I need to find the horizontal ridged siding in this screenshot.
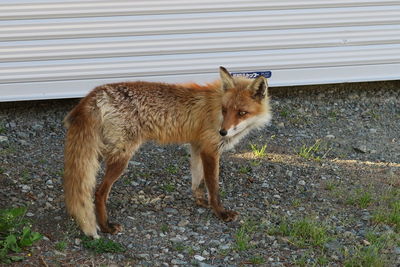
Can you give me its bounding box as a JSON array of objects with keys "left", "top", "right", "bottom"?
[{"left": 1, "top": 1, "right": 399, "bottom": 101}]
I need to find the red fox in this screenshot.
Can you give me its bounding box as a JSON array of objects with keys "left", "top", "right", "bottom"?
[{"left": 63, "top": 67, "right": 272, "bottom": 238}]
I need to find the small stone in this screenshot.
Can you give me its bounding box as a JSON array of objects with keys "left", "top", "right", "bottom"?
[
  {"left": 138, "top": 254, "right": 150, "bottom": 260},
  {"left": 277, "top": 122, "right": 285, "bottom": 128},
  {"left": 326, "top": 134, "right": 335, "bottom": 139},
  {"left": 202, "top": 250, "right": 210, "bottom": 256},
  {"left": 32, "top": 124, "right": 43, "bottom": 131},
  {"left": 164, "top": 208, "right": 178, "bottom": 214},
  {"left": 21, "top": 185, "right": 31, "bottom": 191},
  {"left": 298, "top": 180, "right": 306, "bottom": 186},
  {"left": 194, "top": 255, "right": 206, "bottom": 261},
  {"left": 171, "top": 259, "right": 186, "bottom": 265},
  {"left": 394, "top": 247, "right": 400, "bottom": 255},
  {"left": 46, "top": 180, "right": 53, "bottom": 185},
  {"left": 353, "top": 145, "right": 367, "bottom": 153},
  {"left": 178, "top": 219, "right": 189, "bottom": 227},
  {"left": 273, "top": 194, "right": 281, "bottom": 199},
  {"left": 219, "top": 244, "right": 231, "bottom": 250},
  {"left": 26, "top": 212, "right": 34, "bottom": 217},
  {"left": 74, "top": 238, "right": 81, "bottom": 245},
  {"left": 369, "top": 128, "right": 377, "bottom": 133},
  {"left": 261, "top": 182, "right": 269, "bottom": 188},
  {"left": 0, "top": 136, "right": 8, "bottom": 143}
]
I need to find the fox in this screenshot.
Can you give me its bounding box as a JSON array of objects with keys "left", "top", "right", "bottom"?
[{"left": 63, "top": 67, "right": 272, "bottom": 238}]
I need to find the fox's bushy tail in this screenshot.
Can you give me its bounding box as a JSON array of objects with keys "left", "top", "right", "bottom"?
[{"left": 63, "top": 99, "right": 101, "bottom": 238}]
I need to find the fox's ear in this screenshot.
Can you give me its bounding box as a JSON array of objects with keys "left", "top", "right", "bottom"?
[
  {"left": 219, "top": 66, "right": 235, "bottom": 91},
  {"left": 248, "top": 76, "right": 268, "bottom": 101}
]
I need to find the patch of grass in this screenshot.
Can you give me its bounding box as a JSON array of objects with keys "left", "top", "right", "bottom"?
[
  {"left": 298, "top": 140, "right": 322, "bottom": 161},
  {"left": 160, "top": 224, "right": 169, "bottom": 233},
  {"left": 173, "top": 242, "right": 185, "bottom": 252},
  {"left": 81, "top": 236, "right": 125, "bottom": 254},
  {"left": 324, "top": 180, "right": 337, "bottom": 191},
  {"left": 291, "top": 199, "right": 302, "bottom": 208},
  {"left": 344, "top": 231, "right": 397, "bottom": 267},
  {"left": 346, "top": 189, "right": 374, "bottom": 209},
  {"left": 55, "top": 241, "right": 67, "bottom": 251},
  {"left": 162, "top": 183, "right": 176, "bottom": 193},
  {"left": 0, "top": 122, "right": 6, "bottom": 134},
  {"left": 0, "top": 167, "right": 4, "bottom": 174},
  {"left": 328, "top": 111, "right": 338, "bottom": 121},
  {"left": 0, "top": 207, "right": 42, "bottom": 263},
  {"left": 279, "top": 110, "right": 289, "bottom": 118},
  {"left": 234, "top": 219, "right": 259, "bottom": 251},
  {"left": 0, "top": 145, "right": 16, "bottom": 156},
  {"left": 249, "top": 255, "right": 265, "bottom": 264},
  {"left": 166, "top": 165, "right": 178, "bottom": 174},
  {"left": 20, "top": 169, "right": 30, "bottom": 182},
  {"left": 220, "top": 190, "right": 227, "bottom": 198},
  {"left": 373, "top": 189, "right": 400, "bottom": 231},
  {"left": 238, "top": 165, "right": 251, "bottom": 174},
  {"left": 268, "top": 218, "right": 331, "bottom": 249},
  {"left": 250, "top": 144, "right": 267, "bottom": 158}
]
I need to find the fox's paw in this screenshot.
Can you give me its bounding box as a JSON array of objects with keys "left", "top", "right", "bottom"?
[
  {"left": 100, "top": 222, "right": 123, "bottom": 235},
  {"left": 195, "top": 197, "right": 209, "bottom": 208},
  {"left": 218, "top": 210, "right": 239, "bottom": 222}
]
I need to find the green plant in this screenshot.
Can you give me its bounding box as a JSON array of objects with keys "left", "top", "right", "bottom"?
[
  {"left": 239, "top": 165, "right": 251, "bottom": 174},
  {"left": 343, "top": 231, "right": 397, "bottom": 267},
  {"left": 162, "top": 183, "right": 175, "bottom": 193},
  {"left": 268, "top": 218, "right": 331, "bottom": 248},
  {"left": 235, "top": 220, "right": 258, "bottom": 251},
  {"left": 0, "top": 207, "right": 42, "bottom": 263},
  {"left": 160, "top": 224, "right": 169, "bottom": 233},
  {"left": 249, "top": 255, "right": 265, "bottom": 264},
  {"left": 55, "top": 241, "right": 67, "bottom": 251},
  {"left": 346, "top": 190, "right": 374, "bottom": 209},
  {"left": 0, "top": 122, "right": 6, "bottom": 134},
  {"left": 81, "top": 236, "right": 125, "bottom": 254},
  {"left": 250, "top": 144, "right": 267, "bottom": 158},
  {"left": 166, "top": 165, "right": 178, "bottom": 174},
  {"left": 298, "top": 140, "right": 322, "bottom": 160}
]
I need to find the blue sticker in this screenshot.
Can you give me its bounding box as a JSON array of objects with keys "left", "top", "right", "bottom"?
[{"left": 230, "top": 71, "right": 272, "bottom": 79}]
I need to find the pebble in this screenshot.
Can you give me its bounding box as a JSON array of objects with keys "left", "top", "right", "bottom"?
[
  {"left": 178, "top": 219, "right": 189, "bottom": 227},
  {"left": 170, "top": 259, "right": 187, "bottom": 265},
  {"left": 326, "top": 134, "right": 335, "bottom": 139},
  {"left": 26, "top": 212, "right": 34, "bottom": 217},
  {"left": 194, "top": 255, "right": 206, "bottom": 261},
  {"left": 298, "top": 180, "right": 306, "bottom": 186},
  {"left": 0, "top": 136, "right": 8, "bottom": 143}
]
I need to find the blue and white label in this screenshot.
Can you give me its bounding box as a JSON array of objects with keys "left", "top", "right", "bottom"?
[{"left": 231, "top": 71, "right": 272, "bottom": 79}]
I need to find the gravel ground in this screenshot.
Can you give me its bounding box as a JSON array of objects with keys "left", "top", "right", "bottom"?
[{"left": 0, "top": 81, "right": 399, "bottom": 266}]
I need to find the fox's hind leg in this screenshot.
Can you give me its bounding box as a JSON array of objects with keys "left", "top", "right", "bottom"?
[
  {"left": 95, "top": 143, "right": 140, "bottom": 234},
  {"left": 190, "top": 145, "right": 209, "bottom": 207}
]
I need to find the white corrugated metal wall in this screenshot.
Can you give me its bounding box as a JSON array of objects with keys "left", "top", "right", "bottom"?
[{"left": 1, "top": 0, "right": 400, "bottom": 101}]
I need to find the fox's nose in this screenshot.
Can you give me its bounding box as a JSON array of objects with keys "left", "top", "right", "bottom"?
[{"left": 219, "top": 129, "right": 227, "bottom": 136}]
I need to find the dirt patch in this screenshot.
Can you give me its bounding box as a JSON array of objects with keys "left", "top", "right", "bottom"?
[{"left": 0, "top": 81, "right": 399, "bottom": 266}]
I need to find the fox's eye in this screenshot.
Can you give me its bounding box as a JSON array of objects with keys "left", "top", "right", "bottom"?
[
  {"left": 222, "top": 108, "right": 227, "bottom": 114},
  {"left": 238, "top": 111, "right": 248, "bottom": 116}
]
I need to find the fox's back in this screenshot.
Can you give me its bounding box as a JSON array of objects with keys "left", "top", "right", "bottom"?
[{"left": 91, "top": 81, "right": 223, "bottom": 145}]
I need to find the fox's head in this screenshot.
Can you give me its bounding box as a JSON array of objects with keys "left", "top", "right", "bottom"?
[{"left": 218, "top": 66, "right": 272, "bottom": 138}]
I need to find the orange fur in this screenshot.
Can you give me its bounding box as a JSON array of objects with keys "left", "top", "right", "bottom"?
[{"left": 63, "top": 67, "right": 272, "bottom": 237}]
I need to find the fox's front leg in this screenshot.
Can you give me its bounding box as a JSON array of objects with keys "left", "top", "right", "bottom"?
[
  {"left": 200, "top": 150, "right": 238, "bottom": 222},
  {"left": 190, "top": 146, "right": 209, "bottom": 208}
]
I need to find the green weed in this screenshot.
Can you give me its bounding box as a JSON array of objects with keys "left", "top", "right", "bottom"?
[
  {"left": 346, "top": 189, "right": 374, "bottom": 209},
  {"left": 235, "top": 220, "right": 259, "bottom": 251},
  {"left": 250, "top": 144, "right": 267, "bottom": 158},
  {"left": 0, "top": 207, "right": 42, "bottom": 263},
  {"left": 239, "top": 165, "right": 251, "bottom": 174},
  {"left": 268, "top": 218, "right": 331, "bottom": 248},
  {"left": 55, "top": 241, "right": 67, "bottom": 251},
  {"left": 373, "top": 189, "right": 400, "bottom": 231},
  {"left": 249, "top": 255, "right": 265, "bottom": 264},
  {"left": 162, "top": 183, "right": 176, "bottom": 193},
  {"left": 166, "top": 165, "right": 178, "bottom": 174},
  {"left": 81, "top": 236, "right": 125, "bottom": 254},
  {"left": 298, "top": 140, "right": 322, "bottom": 160},
  {"left": 343, "top": 231, "right": 397, "bottom": 267}
]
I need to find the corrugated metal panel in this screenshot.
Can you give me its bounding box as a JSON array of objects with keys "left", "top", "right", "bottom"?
[{"left": 1, "top": 0, "right": 400, "bottom": 101}]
